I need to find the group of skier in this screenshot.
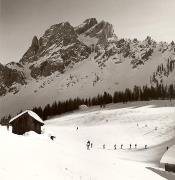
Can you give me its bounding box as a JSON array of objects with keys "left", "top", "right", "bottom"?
[
  {"left": 86, "top": 141, "right": 149, "bottom": 150},
  {"left": 114, "top": 144, "right": 147, "bottom": 150}
]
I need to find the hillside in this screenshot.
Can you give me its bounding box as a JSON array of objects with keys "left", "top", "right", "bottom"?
[
  {"left": 0, "top": 18, "right": 175, "bottom": 118},
  {"left": 0, "top": 100, "right": 175, "bottom": 180}
]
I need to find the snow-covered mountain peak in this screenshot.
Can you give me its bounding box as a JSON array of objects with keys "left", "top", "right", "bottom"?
[{"left": 0, "top": 18, "right": 175, "bottom": 118}]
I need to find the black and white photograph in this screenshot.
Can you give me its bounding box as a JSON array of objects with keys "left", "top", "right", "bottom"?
[{"left": 0, "top": 0, "right": 175, "bottom": 179}]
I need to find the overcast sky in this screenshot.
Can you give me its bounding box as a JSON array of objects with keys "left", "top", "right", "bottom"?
[{"left": 1, "top": 0, "right": 175, "bottom": 64}]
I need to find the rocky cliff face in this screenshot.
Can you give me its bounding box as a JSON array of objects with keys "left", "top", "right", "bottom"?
[
  {"left": 84, "top": 20, "right": 114, "bottom": 44},
  {"left": 20, "top": 22, "right": 91, "bottom": 79},
  {"left": 20, "top": 36, "right": 40, "bottom": 64},
  {"left": 0, "top": 63, "right": 26, "bottom": 95},
  {"left": 75, "top": 18, "right": 98, "bottom": 35},
  {"left": 76, "top": 18, "right": 115, "bottom": 47}
]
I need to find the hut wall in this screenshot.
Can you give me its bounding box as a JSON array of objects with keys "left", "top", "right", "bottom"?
[
  {"left": 165, "top": 163, "right": 175, "bottom": 173},
  {"left": 26, "top": 117, "right": 42, "bottom": 134},
  {"left": 12, "top": 115, "right": 28, "bottom": 135},
  {"left": 11, "top": 113, "right": 42, "bottom": 135}
]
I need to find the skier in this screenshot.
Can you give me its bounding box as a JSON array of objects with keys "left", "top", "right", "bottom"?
[
  {"left": 114, "top": 144, "right": 117, "bottom": 150},
  {"left": 130, "top": 144, "right": 132, "bottom": 149},
  {"left": 86, "top": 141, "right": 90, "bottom": 150},
  {"left": 121, "top": 144, "right": 123, "bottom": 149},
  {"left": 135, "top": 144, "right": 137, "bottom": 149},
  {"left": 145, "top": 145, "right": 147, "bottom": 149},
  {"left": 166, "top": 146, "right": 169, "bottom": 150},
  {"left": 76, "top": 126, "right": 78, "bottom": 130},
  {"left": 50, "top": 135, "right": 56, "bottom": 140},
  {"left": 103, "top": 144, "right": 105, "bottom": 149},
  {"left": 90, "top": 143, "right": 93, "bottom": 148}
]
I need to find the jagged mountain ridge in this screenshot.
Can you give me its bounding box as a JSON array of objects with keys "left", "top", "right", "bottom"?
[{"left": 0, "top": 18, "right": 175, "bottom": 118}]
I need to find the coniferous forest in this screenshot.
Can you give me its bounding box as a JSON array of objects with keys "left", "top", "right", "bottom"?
[{"left": 1, "top": 83, "right": 175, "bottom": 124}]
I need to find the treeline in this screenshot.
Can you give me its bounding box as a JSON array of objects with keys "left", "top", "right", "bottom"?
[
  {"left": 29, "top": 84, "right": 175, "bottom": 120},
  {"left": 32, "top": 91, "right": 113, "bottom": 120},
  {"left": 1, "top": 83, "right": 175, "bottom": 124}
]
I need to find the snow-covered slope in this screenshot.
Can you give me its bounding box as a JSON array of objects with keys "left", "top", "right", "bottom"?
[
  {"left": 0, "top": 100, "right": 175, "bottom": 180},
  {"left": 0, "top": 18, "right": 175, "bottom": 118}
]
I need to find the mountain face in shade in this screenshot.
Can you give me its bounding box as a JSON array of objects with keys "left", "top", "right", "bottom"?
[
  {"left": 0, "top": 18, "right": 175, "bottom": 118},
  {"left": 0, "top": 63, "right": 26, "bottom": 95},
  {"left": 20, "top": 22, "right": 91, "bottom": 79},
  {"left": 75, "top": 18, "right": 98, "bottom": 35},
  {"left": 20, "top": 36, "right": 40, "bottom": 64}
]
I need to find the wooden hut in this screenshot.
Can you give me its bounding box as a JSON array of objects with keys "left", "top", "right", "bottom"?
[
  {"left": 9, "top": 110, "right": 44, "bottom": 135},
  {"left": 160, "top": 145, "right": 175, "bottom": 173}
]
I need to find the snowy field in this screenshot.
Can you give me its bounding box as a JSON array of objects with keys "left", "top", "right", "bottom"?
[{"left": 0, "top": 100, "right": 175, "bottom": 180}]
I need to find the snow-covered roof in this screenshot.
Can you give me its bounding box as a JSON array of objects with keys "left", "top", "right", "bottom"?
[
  {"left": 9, "top": 110, "right": 44, "bottom": 124},
  {"left": 160, "top": 145, "right": 175, "bottom": 164}
]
